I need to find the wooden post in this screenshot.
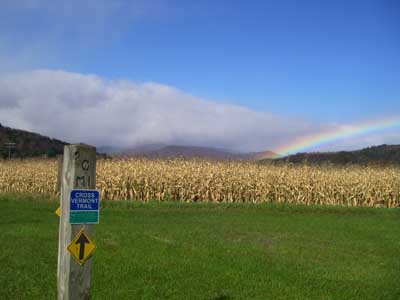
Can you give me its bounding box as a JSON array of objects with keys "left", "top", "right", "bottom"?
[
  {"left": 56, "top": 154, "right": 63, "bottom": 193},
  {"left": 57, "top": 144, "right": 96, "bottom": 300}
]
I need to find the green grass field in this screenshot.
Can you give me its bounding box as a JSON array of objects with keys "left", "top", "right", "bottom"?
[{"left": 0, "top": 193, "right": 399, "bottom": 300}]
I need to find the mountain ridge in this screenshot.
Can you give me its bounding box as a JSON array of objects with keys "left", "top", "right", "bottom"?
[
  {"left": 1, "top": 123, "right": 398, "bottom": 164},
  {"left": 0, "top": 124, "right": 276, "bottom": 160},
  {"left": 0, "top": 123, "right": 67, "bottom": 158},
  {"left": 107, "top": 145, "right": 277, "bottom": 161},
  {"left": 262, "top": 144, "right": 400, "bottom": 165}
]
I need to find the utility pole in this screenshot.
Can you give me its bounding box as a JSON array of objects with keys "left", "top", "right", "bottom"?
[{"left": 4, "top": 142, "right": 16, "bottom": 159}]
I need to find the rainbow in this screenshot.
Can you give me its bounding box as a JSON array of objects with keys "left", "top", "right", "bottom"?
[{"left": 274, "top": 117, "right": 400, "bottom": 158}]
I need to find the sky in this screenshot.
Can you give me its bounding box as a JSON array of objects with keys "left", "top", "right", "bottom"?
[{"left": 0, "top": 0, "right": 399, "bottom": 154}]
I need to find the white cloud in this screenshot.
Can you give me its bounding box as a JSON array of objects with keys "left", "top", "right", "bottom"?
[
  {"left": 0, "top": 70, "right": 398, "bottom": 153},
  {"left": 0, "top": 70, "right": 315, "bottom": 151}
]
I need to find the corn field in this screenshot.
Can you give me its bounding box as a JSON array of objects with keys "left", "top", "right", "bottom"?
[{"left": 0, "top": 158, "right": 399, "bottom": 207}]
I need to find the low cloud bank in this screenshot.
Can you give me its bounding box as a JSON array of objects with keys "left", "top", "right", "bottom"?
[{"left": 0, "top": 70, "right": 397, "bottom": 153}]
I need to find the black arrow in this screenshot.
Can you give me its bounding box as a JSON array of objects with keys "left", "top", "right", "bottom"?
[{"left": 75, "top": 233, "right": 90, "bottom": 260}]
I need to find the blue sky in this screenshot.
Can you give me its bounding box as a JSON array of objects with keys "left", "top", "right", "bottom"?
[{"left": 0, "top": 0, "right": 399, "bottom": 152}]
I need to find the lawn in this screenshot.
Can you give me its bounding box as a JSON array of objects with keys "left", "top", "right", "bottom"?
[{"left": 0, "top": 193, "right": 399, "bottom": 299}]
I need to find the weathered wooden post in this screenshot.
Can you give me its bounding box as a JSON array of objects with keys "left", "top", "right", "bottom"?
[
  {"left": 57, "top": 144, "right": 99, "bottom": 300},
  {"left": 56, "top": 154, "right": 64, "bottom": 193},
  {"left": 54, "top": 155, "right": 64, "bottom": 217}
]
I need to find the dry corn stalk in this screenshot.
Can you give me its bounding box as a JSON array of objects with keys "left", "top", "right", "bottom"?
[{"left": 0, "top": 158, "right": 399, "bottom": 207}]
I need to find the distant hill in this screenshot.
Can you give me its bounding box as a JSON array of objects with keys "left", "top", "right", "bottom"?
[
  {"left": 262, "top": 144, "right": 400, "bottom": 165},
  {"left": 10, "top": 122, "right": 397, "bottom": 164},
  {"left": 0, "top": 124, "right": 275, "bottom": 160},
  {"left": 109, "top": 144, "right": 277, "bottom": 161},
  {"left": 0, "top": 123, "right": 68, "bottom": 158},
  {"left": 248, "top": 150, "right": 277, "bottom": 160},
  {"left": 98, "top": 143, "right": 167, "bottom": 155}
]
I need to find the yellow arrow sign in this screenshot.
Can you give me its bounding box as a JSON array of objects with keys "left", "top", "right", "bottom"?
[
  {"left": 55, "top": 207, "right": 61, "bottom": 217},
  {"left": 67, "top": 228, "right": 96, "bottom": 266}
]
